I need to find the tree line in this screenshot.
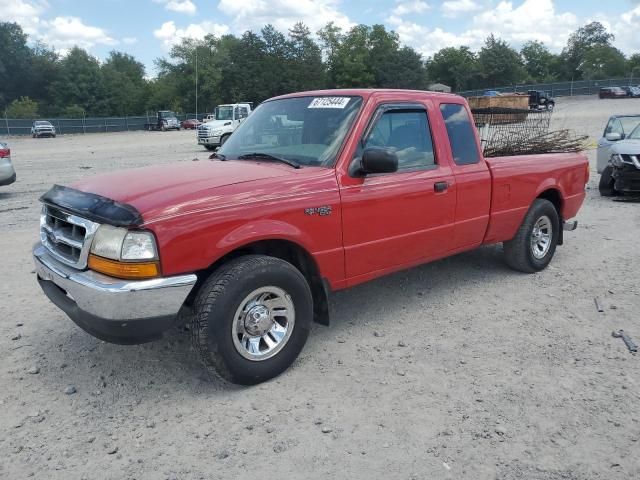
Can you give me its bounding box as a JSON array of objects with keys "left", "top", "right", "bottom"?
[{"left": 1, "top": 20, "right": 639, "bottom": 118}]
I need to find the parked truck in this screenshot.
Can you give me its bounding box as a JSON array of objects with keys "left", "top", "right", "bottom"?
[
  {"left": 144, "top": 111, "right": 181, "bottom": 131},
  {"left": 197, "top": 103, "right": 252, "bottom": 150},
  {"left": 33, "top": 89, "right": 588, "bottom": 385}
]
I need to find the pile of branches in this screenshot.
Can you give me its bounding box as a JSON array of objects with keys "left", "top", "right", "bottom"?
[{"left": 483, "top": 129, "right": 589, "bottom": 158}]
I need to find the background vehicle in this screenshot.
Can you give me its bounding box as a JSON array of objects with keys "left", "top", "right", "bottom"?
[
  {"left": 596, "top": 114, "right": 640, "bottom": 174},
  {"left": 181, "top": 118, "right": 201, "bottom": 129},
  {"left": 197, "top": 103, "right": 252, "bottom": 150},
  {"left": 34, "top": 89, "right": 588, "bottom": 385},
  {"left": 0, "top": 142, "right": 16, "bottom": 186},
  {"left": 31, "top": 121, "right": 56, "bottom": 138},
  {"left": 528, "top": 90, "right": 555, "bottom": 110},
  {"left": 621, "top": 86, "right": 640, "bottom": 98},
  {"left": 599, "top": 87, "right": 627, "bottom": 99},
  {"left": 599, "top": 123, "right": 640, "bottom": 196},
  {"left": 483, "top": 90, "right": 500, "bottom": 96},
  {"left": 144, "top": 111, "right": 181, "bottom": 131}
]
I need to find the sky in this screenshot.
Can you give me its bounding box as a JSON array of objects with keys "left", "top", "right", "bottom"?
[{"left": 3, "top": 0, "right": 640, "bottom": 76}]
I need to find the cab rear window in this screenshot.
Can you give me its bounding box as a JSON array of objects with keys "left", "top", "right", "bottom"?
[{"left": 440, "top": 103, "right": 480, "bottom": 165}]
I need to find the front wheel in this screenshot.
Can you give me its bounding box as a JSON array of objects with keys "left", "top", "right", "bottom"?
[
  {"left": 190, "top": 255, "right": 313, "bottom": 385},
  {"left": 598, "top": 166, "right": 617, "bottom": 197},
  {"left": 503, "top": 199, "right": 559, "bottom": 273},
  {"left": 220, "top": 134, "right": 230, "bottom": 146}
]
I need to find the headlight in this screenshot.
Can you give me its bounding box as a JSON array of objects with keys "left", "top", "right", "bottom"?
[
  {"left": 89, "top": 226, "right": 159, "bottom": 279},
  {"left": 91, "top": 225, "right": 157, "bottom": 261},
  {"left": 122, "top": 231, "right": 157, "bottom": 260},
  {"left": 610, "top": 154, "right": 623, "bottom": 167},
  {"left": 212, "top": 129, "right": 223, "bottom": 136},
  {"left": 91, "top": 225, "right": 127, "bottom": 260}
]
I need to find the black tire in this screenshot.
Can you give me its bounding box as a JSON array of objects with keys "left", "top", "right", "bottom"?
[
  {"left": 220, "top": 134, "right": 230, "bottom": 146},
  {"left": 190, "top": 255, "right": 313, "bottom": 385},
  {"left": 503, "top": 199, "right": 560, "bottom": 273},
  {"left": 204, "top": 145, "right": 215, "bottom": 151},
  {"left": 598, "top": 166, "right": 617, "bottom": 197}
]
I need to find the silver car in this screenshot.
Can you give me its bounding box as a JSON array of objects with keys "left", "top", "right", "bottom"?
[
  {"left": 0, "top": 142, "right": 16, "bottom": 186},
  {"left": 597, "top": 115, "right": 640, "bottom": 173}
]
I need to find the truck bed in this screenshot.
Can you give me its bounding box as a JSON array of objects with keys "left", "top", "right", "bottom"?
[{"left": 483, "top": 152, "right": 589, "bottom": 244}]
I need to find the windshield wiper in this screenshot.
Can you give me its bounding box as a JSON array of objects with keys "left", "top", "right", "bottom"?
[
  {"left": 208, "top": 152, "right": 226, "bottom": 161},
  {"left": 237, "top": 152, "right": 301, "bottom": 169}
]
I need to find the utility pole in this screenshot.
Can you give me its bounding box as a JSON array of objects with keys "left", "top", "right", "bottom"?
[{"left": 195, "top": 43, "right": 198, "bottom": 120}]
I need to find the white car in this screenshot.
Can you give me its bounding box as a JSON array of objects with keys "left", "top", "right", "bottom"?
[
  {"left": 596, "top": 115, "right": 640, "bottom": 174},
  {"left": 0, "top": 142, "right": 16, "bottom": 187}
]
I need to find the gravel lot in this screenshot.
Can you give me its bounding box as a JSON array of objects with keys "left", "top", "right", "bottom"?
[{"left": 1, "top": 95, "right": 639, "bottom": 479}]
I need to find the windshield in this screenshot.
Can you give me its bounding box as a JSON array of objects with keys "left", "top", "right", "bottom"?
[
  {"left": 620, "top": 117, "right": 640, "bottom": 135},
  {"left": 35, "top": 121, "right": 51, "bottom": 126},
  {"left": 215, "top": 106, "right": 234, "bottom": 121},
  {"left": 160, "top": 111, "right": 176, "bottom": 119},
  {"left": 218, "top": 96, "right": 363, "bottom": 167},
  {"left": 628, "top": 123, "right": 640, "bottom": 140}
]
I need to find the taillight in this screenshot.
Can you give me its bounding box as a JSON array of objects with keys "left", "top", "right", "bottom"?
[
  {"left": 0, "top": 148, "right": 10, "bottom": 158},
  {"left": 585, "top": 162, "right": 590, "bottom": 184}
]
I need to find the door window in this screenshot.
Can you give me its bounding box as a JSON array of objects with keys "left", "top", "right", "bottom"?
[
  {"left": 604, "top": 118, "right": 623, "bottom": 136},
  {"left": 363, "top": 110, "right": 435, "bottom": 171},
  {"left": 440, "top": 103, "right": 480, "bottom": 165}
]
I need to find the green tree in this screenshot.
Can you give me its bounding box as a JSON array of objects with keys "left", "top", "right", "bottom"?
[
  {"left": 288, "top": 22, "right": 325, "bottom": 92},
  {"left": 102, "top": 51, "right": 148, "bottom": 115},
  {"left": 0, "top": 22, "right": 32, "bottom": 109},
  {"left": 561, "top": 21, "right": 615, "bottom": 80},
  {"left": 6, "top": 96, "right": 38, "bottom": 118},
  {"left": 50, "top": 47, "right": 107, "bottom": 115},
  {"left": 61, "top": 104, "right": 85, "bottom": 117},
  {"left": 478, "top": 35, "right": 525, "bottom": 87},
  {"left": 28, "top": 42, "right": 60, "bottom": 115},
  {"left": 520, "top": 41, "right": 558, "bottom": 82},
  {"left": 628, "top": 54, "right": 640, "bottom": 79},
  {"left": 581, "top": 44, "right": 627, "bottom": 79},
  {"left": 426, "top": 46, "right": 479, "bottom": 91}
]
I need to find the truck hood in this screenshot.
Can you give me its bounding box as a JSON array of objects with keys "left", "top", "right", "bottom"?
[
  {"left": 201, "top": 120, "right": 233, "bottom": 130},
  {"left": 70, "top": 160, "right": 294, "bottom": 223},
  {"left": 611, "top": 139, "right": 640, "bottom": 155}
]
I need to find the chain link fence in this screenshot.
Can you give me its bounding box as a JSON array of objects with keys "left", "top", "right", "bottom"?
[
  {"left": 0, "top": 113, "right": 208, "bottom": 136},
  {"left": 457, "top": 77, "right": 639, "bottom": 98}
]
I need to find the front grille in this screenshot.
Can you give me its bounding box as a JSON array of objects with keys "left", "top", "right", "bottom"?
[
  {"left": 197, "top": 127, "right": 210, "bottom": 139},
  {"left": 621, "top": 154, "right": 640, "bottom": 169},
  {"left": 40, "top": 205, "right": 99, "bottom": 269}
]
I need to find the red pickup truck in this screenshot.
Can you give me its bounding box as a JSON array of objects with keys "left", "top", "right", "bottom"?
[{"left": 34, "top": 89, "right": 588, "bottom": 384}]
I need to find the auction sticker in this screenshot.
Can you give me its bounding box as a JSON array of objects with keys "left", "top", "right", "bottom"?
[{"left": 308, "top": 97, "right": 350, "bottom": 109}]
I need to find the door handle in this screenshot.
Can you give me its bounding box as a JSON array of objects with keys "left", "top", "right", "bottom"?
[{"left": 434, "top": 181, "right": 448, "bottom": 192}]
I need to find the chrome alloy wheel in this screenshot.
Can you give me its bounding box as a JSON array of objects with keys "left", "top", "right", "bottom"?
[
  {"left": 530, "top": 215, "right": 553, "bottom": 259},
  {"left": 231, "top": 286, "right": 295, "bottom": 361}
]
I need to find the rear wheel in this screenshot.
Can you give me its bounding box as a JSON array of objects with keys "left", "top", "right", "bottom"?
[
  {"left": 503, "top": 199, "right": 559, "bottom": 273},
  {"left": 190, "top": 255, "right": 313, "bottom": 385},
  {"left": 598, "top": 166, "right": 617, "bottom": 197}
]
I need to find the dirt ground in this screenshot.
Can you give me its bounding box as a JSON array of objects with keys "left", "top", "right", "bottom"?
[{"left": 1, "top": 95, "right": 639, "bottom": 480}]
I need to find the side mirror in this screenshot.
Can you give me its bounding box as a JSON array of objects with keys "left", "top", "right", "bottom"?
[
  {"left": 606, "top": 132, "right": 622, "bottom": 141},
  {"left": 352, "top": 148, "right": 398, "bottom": 176}
]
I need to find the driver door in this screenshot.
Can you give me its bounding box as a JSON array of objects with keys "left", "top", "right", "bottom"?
[{"left": 340, "top": 103, "right": 456, "bottom": 280}]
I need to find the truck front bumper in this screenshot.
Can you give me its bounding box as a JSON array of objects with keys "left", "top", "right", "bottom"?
[
  {"left": 613, "top": 165, "right": 640, "bottom": 193},
  {"left": 198, "top": 136, "right": 221, "bottom": 146},
  {"left": 33, "top": 244, "right": 197, "bottom": 344}
]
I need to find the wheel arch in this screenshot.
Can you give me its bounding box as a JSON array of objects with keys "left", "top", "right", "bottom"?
[
  {"left": 187, "top": 238, "right": 330, "bottom": 325},
  {"left": 536, "top": 188, "right": 564, "bottom": 244}
]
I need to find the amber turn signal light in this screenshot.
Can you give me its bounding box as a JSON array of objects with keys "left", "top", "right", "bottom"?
[{"left": 88, "top": 254, "right": 160, "bottom": 279}]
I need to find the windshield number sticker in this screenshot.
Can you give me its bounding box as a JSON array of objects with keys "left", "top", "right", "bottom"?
[{"left": 308, "top": 97, "right": 350, "bottom": 109}]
